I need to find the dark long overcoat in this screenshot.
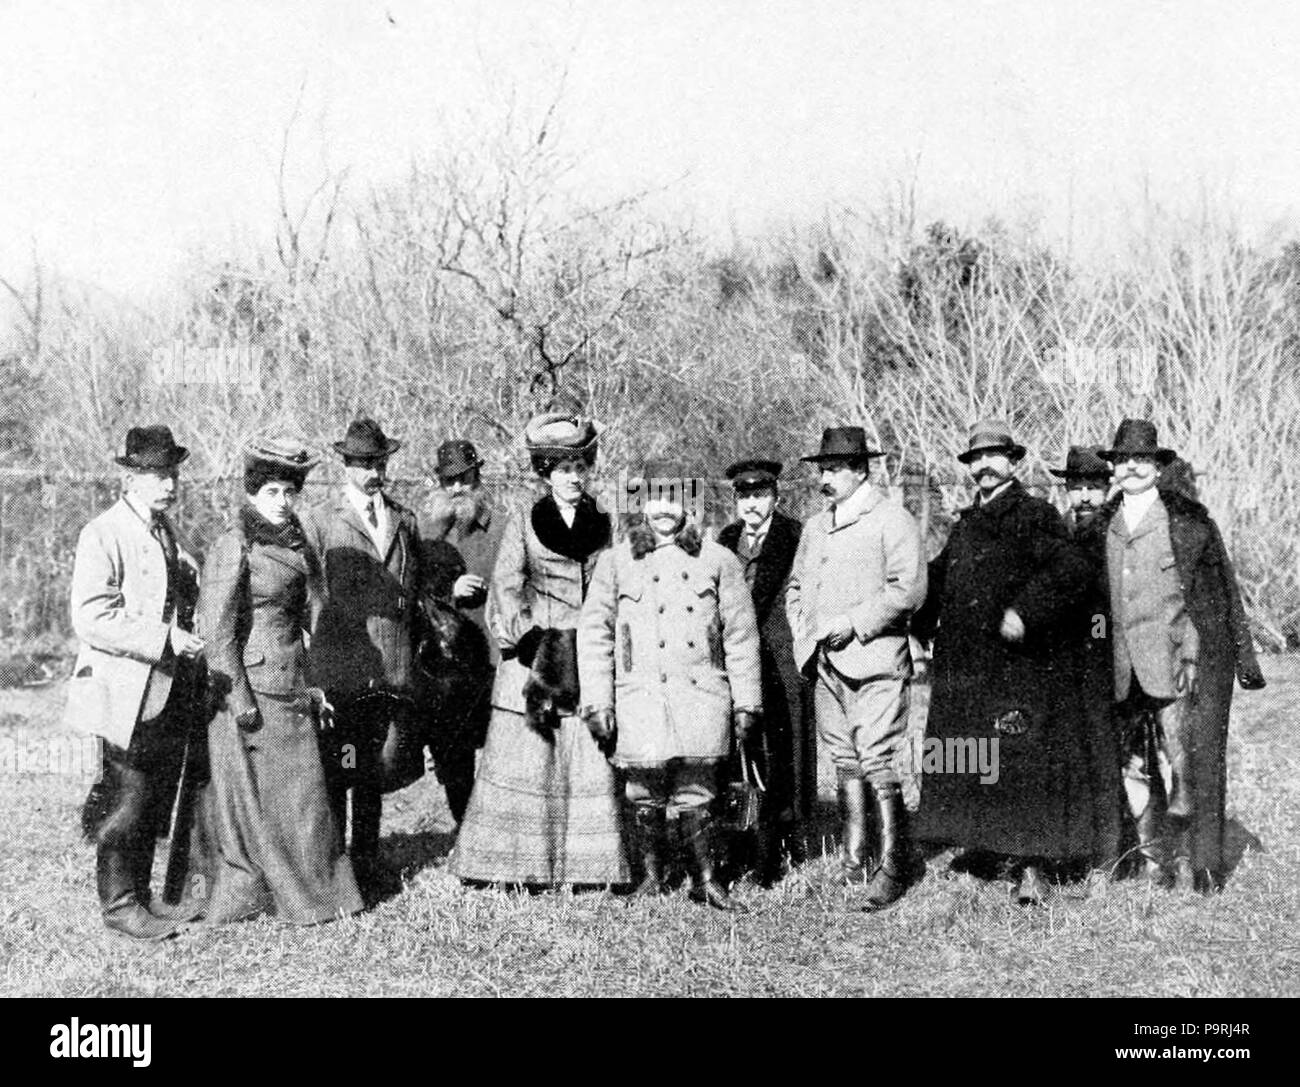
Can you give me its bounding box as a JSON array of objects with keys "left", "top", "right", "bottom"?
[
  {"left": 913, "top": 480, "right": 1118, "bottom": 860},
  {"left": 717, "top": 511, "right": 814, "bottom": 820},
  {"left": 1080, "top": 486, "right": 1266, "bottom": 885}
]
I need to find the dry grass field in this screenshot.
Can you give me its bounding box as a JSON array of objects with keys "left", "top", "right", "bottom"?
[{"left": 2, "top": 657, "right": 1297, "bottom": 999}]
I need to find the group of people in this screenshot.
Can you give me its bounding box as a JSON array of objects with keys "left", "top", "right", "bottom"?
[{"left": 64, "top": 407, "right": 1265, "bottom": 939}]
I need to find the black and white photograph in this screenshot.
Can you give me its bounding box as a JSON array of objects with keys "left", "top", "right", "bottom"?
[{"left": 0, "top": 0, "right": 1293, "bottom": 1048}]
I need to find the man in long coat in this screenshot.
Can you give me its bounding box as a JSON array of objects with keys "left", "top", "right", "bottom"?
[
  {"left": 1049, "top": 444, "right": 1124, "bottom": 872},
  {"left": 717, "top": 457, "right": 811, "bottom": 883},
  {"left": 64, "top": 426, "right": 206, "bottom": 939},
  {"left": 419, "top": 439, "right": 503, "bottom": 823},
  {"left": 302, "top": 417, "right": 428, "bottom": 899},
  {"left": 579, "top": 461, "right": 762, "bottom": 910},
  {"left": 786, "top": 427, "right": 927, "bottom": 910},
  {"left": 914, "top": 420, "right": 1110, "bottom": 905},
  {"left": 1082, "top": 420, "right": 1265, "bottom": 892}
]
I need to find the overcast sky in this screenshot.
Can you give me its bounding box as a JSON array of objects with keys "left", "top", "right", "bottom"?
[{"left": 3, "top": 0, "right": 1299, "bottom": 295}]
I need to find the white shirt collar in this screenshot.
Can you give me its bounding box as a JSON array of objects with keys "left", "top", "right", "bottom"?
[
  {"left": 123, "top": 492, "right": 159, "bottom": 527},
  {"left": 1121, "top": 487, "right": 1160, "bottom": 532}
]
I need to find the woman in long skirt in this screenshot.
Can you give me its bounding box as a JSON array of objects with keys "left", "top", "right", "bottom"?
[
  {"left": 450, "top": 413, "right": 629, "bottom": 887},
  {"left": 200, "top": 438, "right": 363, "bottom": 924}
]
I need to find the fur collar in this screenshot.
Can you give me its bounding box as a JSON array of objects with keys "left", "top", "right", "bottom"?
[
  {"left": 626, "top": 516, "right": 702, "bottom": 559},
  {"left": 531, "top": 492, "right": 611, "bottom": 562},
  {"left": 240, "top": 503, "right": 307, "bottom": 550}
]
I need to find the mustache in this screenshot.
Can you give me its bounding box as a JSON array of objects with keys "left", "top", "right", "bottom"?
[{"left": 974, "top": 468, "right": 1007, "bottom": 483}]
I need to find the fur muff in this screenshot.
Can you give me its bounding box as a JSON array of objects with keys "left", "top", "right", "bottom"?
[
  {"left": 626, "top": 516, "right": 702, "bottom": 560},
  {"left": 523, "top": 628, "right": 581, "bottom": 731}
]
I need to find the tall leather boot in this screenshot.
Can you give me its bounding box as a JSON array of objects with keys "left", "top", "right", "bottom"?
[
  {"left": 1167, "top": 815, "right": 1199, "bottom": 892},
  {"left": 630, "top": 804, "right": 667, "bottom": 897},
  {"left": 1134, "top": 797, "right": 1174, "bottom": 890},
  {"left": 351, "top": 784, "right": 386, "bottom": 901},
  {"left": 681, "top": 809, "right": 745, "bottom": 912},
  {"left": 858, "top": 781, "right": 911, "bottom": 912},
  {"left": 98, "top": 844, "right": 182, "bottom": 941},
  {"left": 838, "top": 776, "right": 870, "bottom": 884}
]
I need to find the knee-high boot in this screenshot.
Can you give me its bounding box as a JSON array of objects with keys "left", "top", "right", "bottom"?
[
  {"left": 630, "top": 804, "right": 668, "bottom": 897},
  {"left": 858, "top": 781, "right": 911, "bottom": 912},
  {"left": 838, "top": 776, "right": 870, "bottom": 884},
  {"left": 681, "top": 809, "right": 745, "bottom": 912}
]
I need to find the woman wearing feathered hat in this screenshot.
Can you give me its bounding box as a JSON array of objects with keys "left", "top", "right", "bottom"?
[
  {"left": 199, "top": 437, "right": 364, "bottom": 924},
  {"left": 450, "top": 413, "right": 630, "bottom": 888}
]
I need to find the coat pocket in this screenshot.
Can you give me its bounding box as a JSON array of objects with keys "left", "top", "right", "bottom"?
[{"left": 620, "top": 622, "right": 633, "bottom": 673}]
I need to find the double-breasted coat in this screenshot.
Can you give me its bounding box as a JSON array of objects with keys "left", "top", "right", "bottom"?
[
  {"left": 579, "top": 527, "right": 763, "bottom": 767},
  {"left": 717, "top": 511, "right": 813, "bottom": 817},
  {"left": 1081, "top": 486, "right": 1266, "bottom": 884},
  {"left": 301, "top": 491, "right": 426, "bottom": 697},
  {"left": 913, "top": 480, "right": 1118, "bottom": 860}
]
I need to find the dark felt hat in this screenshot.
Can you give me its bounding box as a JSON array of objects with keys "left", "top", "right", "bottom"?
[
  {"left": 956, "top": 418, "right": 1026, "bottom": 464},
  {"left": 435, "top": 440, "right": 484, "bottom": 481},
  {"left": 800, "top": 427, "right": 884, "bottom": 463},
  {"left": 114, "top": 425, "right": 190, "bottom": 469},
  {"left": 333, "top": 417, "right": 401, "bottom": 460},
  {"left": 1100, "top": 419, "right": 1176, "bottom": 465},
  {"left": 725, "top": 458, "right": 783, "bottom": 490},
  {"left": 1049, "top": 445, "right": 1112, "bottom": 482}
]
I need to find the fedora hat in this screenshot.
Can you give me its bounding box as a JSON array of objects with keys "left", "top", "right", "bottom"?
[
  {"left": 799, "top": 427, "right": 884, "bottom": 463},
  {"left": 725, "top": 457, "right": 783, "bottom": 491},
  {"left": 332, "top": 417, "right": 401, "bottom": 460},
  {"left": 1100, "top": 419, "right": 1175, "bottom": 465},
  {"left": 114, "top": 425, "right": 190, "bottom": 469},
  {"left": 435, "top": 439, "right": 484, "bottom": 481},
  {"left": 1048, "top": 445, "right": 1112, "bottom": 482},
  {"left": 956, "top": 418, "right": 1026, "bottom": 464}
]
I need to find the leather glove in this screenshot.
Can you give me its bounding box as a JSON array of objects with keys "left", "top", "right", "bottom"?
[
  {"left": 1174, "top": 660, "right": 1200, "bottom": 701},
  {"left": 1238, "top": 659, "right": 1267, "bottom": 691},
  {"left": 514, "top": 626, "right": 546, "bottom": 668},
  {"left": 583, "top": 707, "right": 617, "bottom": 750},
  {"left": 235, "top": 708, "right": 262, "bottom": 733},
  {"left": 733, "top": 709, "right": 760, "bottom": 745}
]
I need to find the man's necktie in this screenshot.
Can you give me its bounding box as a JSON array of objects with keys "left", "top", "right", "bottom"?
[
  {"left": 367, "top": 498, "right": 379, "bottom": 529},
  {"left": 151, "top": 518, "right": 178, "bottom": 622}
]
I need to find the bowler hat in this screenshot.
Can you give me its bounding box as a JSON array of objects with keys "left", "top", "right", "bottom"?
[
  {"left": 725, "top": 458, "right": 783, "bottom": 490},
  {"left": 956, "top": 418, "right": 1026, "bottom": 464},
  {"left": 1100, "top": 419, "right": 1176, "bottom": 465},
  {"left": 1049, "top": 445, "right": 1112, "bottom": 482},
  {"left": 435, "top": 440, "right": 484, "bottom": 481},
  {"left": 114, "top": 425, "right": 190, "bottom": 469},
  {"left": 333, "top": 417, "right": 401, "bottom": 460},
  {"left": 800, "top": 427, "right": 884, "bottom": 463}
]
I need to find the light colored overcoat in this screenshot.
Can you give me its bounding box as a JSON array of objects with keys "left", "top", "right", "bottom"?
[
  {"left": 579, "top": 533, "right": 762, "bottom": 767},
  {"left": 786, "top": 481, "right": 926, "bottom": 680},
  {"left": 62, "top": 498, "right": 199, "bottom": 748}
]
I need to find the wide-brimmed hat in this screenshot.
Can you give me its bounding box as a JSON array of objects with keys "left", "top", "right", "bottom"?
[
  {"left": 1048, "top": 445, "right": 1112, "bottom": 482},
  {"left": 524, "top": 412, "right": 600, "bottom": 459},
  {"left": 1100, "top": 419, "right": 1176, "bottom": 465},
  {"left": 243, "top": 437, "right": 320, "bottom": 476},
  {"left": 725, "top": 458, "right": 783, "bottom": 491},
  {"left": 332, "top": 417, "right": 401, "bottom": 460},
  {"left": 435, "top": 439, "right": 484, "bottom": 482},
  {"left": 114, "top": 425, "right": 190, "bottom": 469},
  {"left": 956, "top": 418, "right": 1026, "bottom": 464},
  {"left": 800, "top": 427, "right": 884, "bottom": 463}
]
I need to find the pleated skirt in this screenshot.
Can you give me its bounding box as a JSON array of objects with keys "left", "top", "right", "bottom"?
[{"left": 450, "top": 707, "right": 630, "bottom": 886}]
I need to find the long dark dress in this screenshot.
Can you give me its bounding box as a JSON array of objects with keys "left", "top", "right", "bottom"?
[{"left": 199, "top": 508, "right": 363, "bottom": 923}]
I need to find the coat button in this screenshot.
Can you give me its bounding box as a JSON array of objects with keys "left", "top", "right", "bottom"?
[
  {"left": 653, "top": 575, "right": 660, "bottom": 583},
  {"left": 658, "top": 605, "right": 666, "bottom": 614},
  {"left": 686, "top": 604, "right": 694, "bottom": 613},
  {"left": 687, "top": 640, "right": 695, "bottom": 649},
  {"left": 689, "top": 677, "right": 697, "bottom": 686},
  {"left": 659, "top": 639, "right": 666, "bottom": 648},
  {"left": 660, "top": 672, "right": 668, "bottom": 683},
  {"left": 681, "top": 571, "right": 689, "bottom": 579}
]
